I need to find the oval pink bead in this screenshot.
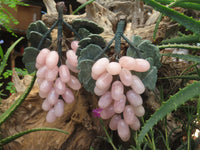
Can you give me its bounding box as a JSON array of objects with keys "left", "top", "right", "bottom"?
[
  {"left": 39, "top": 80, "right": 53, "bottom": 95},
  {"left": 45, "top": 51, "right": 59, "bottom": 69},
  {"left": 131, "top": 75, "right": 145, "bottom": 94},
  {"left": 67, "top": 75, "right": 81, "bottom": 90},
  {"left": 37, "top": 77, "right": 44, "bottom": 85},
  {"left": 109, "top": 115, "right": 121, "bottom": 130},
  {"left": 46, "top": 108, "right": 56, "bottom": 123},
  {"left": 111, "top": 81, "right": 124, "bottom": 101},
  {"left": 39, "top": 90, "right": 48, "bottom": 98},
  {"left": 36, "top": 48, "right": 50, "bottom": 65},
  {"left": 54, "top": 78, "right": 66, "bottom": 95},
  {"left": 59, "top": 65, "right": 70, "bottom": 83},
  {"left": 36, "top": 65, "right": 48, "bottom": 78},
  {"left": 117, "top": 119, "right": 130, "bottom": 142},
  {"left": 94, "top": 85, "right": 109, "bottom": 96},
  {"left": 123, "top": 105, "right": 137, "bottom": 125},
  {"left": 92, "top": 57, "right": 109, "bottom": 77},
  {"left": 65, "top": 60, "right": 79, "bottom": 73},
  {"left": 134, "top": 105, "right": 145, "bottom": 117},
  {"left": 62, "top": 88, "right": 75, "bottom": 104},
  {"left": 113, "top": 95, "right": 126, "bottom": 113},
  {"left": 100, "top": 104, "right": 115, "bottom": 119},
  {"left": 42, "top": 99, "right": 52, "bottom": 111},
  {"left": 126, "top": 90, "right": 143, "bottom": 107},
  {"left": 98, "top": 92, "right": 113, "bottom": 109},
  {"left": 35, "top": 62, "right": 42, "bottom": 69},
  {"left": 66, "top": 50, "right": 78, "bottom": 67},
  {"left": 106, "top": 62, "right": 121, "bottom": 75},
  {"left": 47, "top": 88, "right": 59, "bottom": 105},
  {"left": 129, "top": 117, "right": 140, "bottom": 131},
  {"left": 71, "top": 40, "right": 79, "bottom": 52},
  {"left": 119, "top": 68, "right": 133, "bottom": 86},
  {"left": 96, "top": 72, "right": 113, "bottom": 90},
  {"left": 119, "top": 56, "right": 136, "bottom": 70},
  {"left": 134, "top": 59, "right": 150, "bottom": 72},
  {"left": 54, "top": 99, "right": 64, "bottom": 117},
  {"left": 46, "top": 66, "right": 58, "bottom": 81}
]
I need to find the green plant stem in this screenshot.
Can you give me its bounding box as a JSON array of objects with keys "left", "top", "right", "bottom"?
[
  {"left": 158, "top": 75, "right": 200, "bottom": 80},
  {"left": 0, "top": 127, "right": 68, "bottom": 146},
  {"left": 0, "top": 73, "right": 36, "bottom": 126},
  {"left": 100, "top": 119, "right": 118, "bottom": 150},
  {"left": 153, "top": 13, "right": 163, "bottom": 41},
  {"left": 63, "top": 21, "right": 82, "bottom": 40},
  {"left": 72, "top": 0, "right": 95, "bottom": 15},
  {"left": 0, "top": 37, "right": 24, "bottom": 76}
]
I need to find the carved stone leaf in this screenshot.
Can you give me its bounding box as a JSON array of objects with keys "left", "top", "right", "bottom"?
[
  {"left": 26, "top": 20, "right": 51, "bottom": 40},
  {"left": 22, "top": 47, "right": 39, "bottom": 73},
  {"left": 127, "top": 35, "right": 161, "bottom": 68},
  {"left": 29, "top": 31, "right": 52, "bottom": 49},
  {"left": 72, "top": 19, "right": 104, "bottom": 34},
  {"left": 78, "top": 44, "right": 104, "bottom": 63},
  {"left": 131, "top": 58, "right": 157, "bottom": 90},
  {"left": 78, "top": 28, "right": 91, "bottom": 39},
  {"left": 77, "top": 59, "right": 95, "bottom": 93}
]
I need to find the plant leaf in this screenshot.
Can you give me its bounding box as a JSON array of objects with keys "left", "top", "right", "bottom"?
[
  {"left": 138, "top": 81, "right": 200, "bottom": 144},
  {"left": 0, "top": 37, "right": 24, "bottom": 76},
  {"left": 141, "top": 0, "right": 200, "bottom": 34},
  {"left": 159, "top": 44, "right": 200, "bottom": 51},
  {"left": 0, "top": 127, "right": 68, "bottom": 146},
  {"left": 161, "top": 53, "right": 200, "bottom": 63},
  {"left": 0, "top": 74, "right": 36, "bottom": 126}
]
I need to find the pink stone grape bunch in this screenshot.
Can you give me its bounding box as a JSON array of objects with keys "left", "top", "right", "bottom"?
[
  {"left": 91, "top": 56, "right": 150, "bottom": 141},
  {"left": 35, "top": 41, "right": 80, "bottom": 123}
]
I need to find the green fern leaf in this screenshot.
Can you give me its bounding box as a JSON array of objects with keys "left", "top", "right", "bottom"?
[{"left": 138, "top": 81, "right": 200, "bottom": 144}]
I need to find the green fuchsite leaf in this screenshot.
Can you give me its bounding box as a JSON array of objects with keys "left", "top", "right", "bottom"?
[
  {"left": 22, "top": 47, "right": 39, "bottom": 73},
  {"left": 26, "top": 20, "right": 51, "bottom": 40},
  {"left": 77, "top": 59, "right": 96, "bottom": 93},
  {"left": 78, "top": 44, "right": 105, "bottom": 63},
  {"left": 127, "top": 35, "right": 161, "bottom": 90},
  {"left": 78, "top": 28, "right": 91, "bottom": 38},
  {"left": 72, "top": 19, "right": 104, "bottom": 34},
  {"left": 29, "top": 31, "right": 52, "bottom": 49}
]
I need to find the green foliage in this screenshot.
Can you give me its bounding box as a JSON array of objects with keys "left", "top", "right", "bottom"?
[
  {"left": 0, "top": 127, "right": 68, "bottom": 146},
  {"left": 161, "top": 53, "right": 200, "bottom": 64},
  {"left": 159, "top": 44, "right": 200, "bottom": 51},
  {"left": 72, "top": 0, "right": 95, "bottom": 15},
  {"left": 0, "top": 0, "right": 27, "bottom": 34},
  {"left": 0, "top": 37, "right": 24, "bottom": 76},
  {"left": 141, "top": 0, "right": 200, "bottom": 34},
  {"left": 127, "top": 35, "right": 161, "bottom": 90},
  {"left": 138, "top": 81, "right": 200, "bottom": 144},
  {"left": 161, "top": 34, "right": 200, "bottom": 44}
]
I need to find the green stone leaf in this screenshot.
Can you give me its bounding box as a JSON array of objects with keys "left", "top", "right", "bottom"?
[
  {"left": 127, "top": 35, "right": 161, "bottom": 68},
  {"left": 77, "top": 59, "right": 95, "bottom": 93},
  {"left": 22, "top": 47, "right": 39, "bottom": 73},
  {"left": 72, "top": 19, "right": 104, "bottom": 34},
  {"left": 78, "top": 44, "right": 104, "bottom": 63},
  {"left": 29, "top": 31, "right": 52, "bottom": 49},
  {"left": 27, "top": 20, "right": 51, "bottom": 40},
  {"left": 132, "top": 58, "right": 157, "bottom": 90},
  {"left": 78, "top": 28, "right": 91, "bottom": 38}
]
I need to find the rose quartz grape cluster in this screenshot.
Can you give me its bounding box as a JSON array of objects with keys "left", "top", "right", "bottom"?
[
  {"left": 91, "top": 56, "right": 150, "bottom": 141},
  {"left": 35, "top": 41, "right": 80, "bottom": 123}
]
